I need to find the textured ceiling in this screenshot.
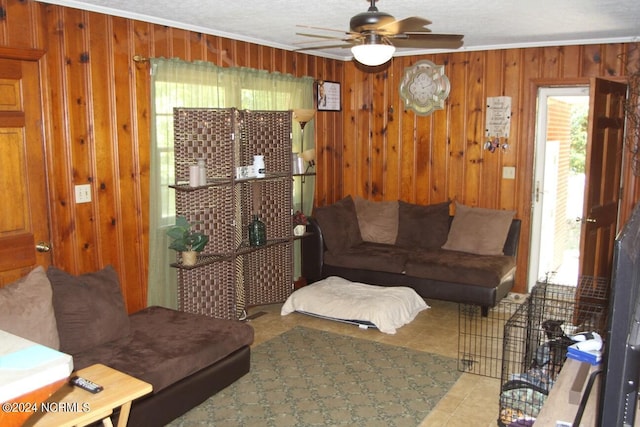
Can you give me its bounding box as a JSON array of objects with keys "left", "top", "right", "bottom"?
[{"left": 38, "top": 0, "right": 640, "bottom": 60}]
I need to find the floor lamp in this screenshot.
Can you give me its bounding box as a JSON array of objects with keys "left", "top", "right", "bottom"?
[
  {"left": 292, "top": 109, "right": 315, "bottom": 214},
  {"left": 293, "top": 109, "right": 316, "bottom": 174},
  {"left": 293, "top": 109, "right": 315, "bottom": 151}
]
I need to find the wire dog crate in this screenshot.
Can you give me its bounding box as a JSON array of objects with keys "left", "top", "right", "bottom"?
[
  {"left": 498, "top": 279, "right": 608, "bottom": 426},
  {"left": 458, "top": 295, "right": 527, "bottom": 378}
]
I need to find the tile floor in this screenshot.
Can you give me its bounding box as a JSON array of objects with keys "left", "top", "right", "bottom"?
[{"left": 245, "top": 299, "right": 501, "bottom": 427}]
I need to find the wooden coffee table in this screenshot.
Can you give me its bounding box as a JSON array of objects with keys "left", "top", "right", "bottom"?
[{"left": 24, "top": 364, "right": 152, "bottom": 427}]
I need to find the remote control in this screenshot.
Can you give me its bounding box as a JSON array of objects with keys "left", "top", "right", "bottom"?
[{"left": 70, "top": 376, "right": 104, "bottom": 393}]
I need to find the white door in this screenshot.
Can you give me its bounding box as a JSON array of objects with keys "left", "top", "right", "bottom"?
[{"left": 529, "top": 86, "right": 589, "bottom": 289}]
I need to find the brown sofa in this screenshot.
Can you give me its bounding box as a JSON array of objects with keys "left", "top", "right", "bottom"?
[
  {"left": 302, "top": 197, "right": 521, "bottom": 316},
  {"left": 0, "top": 265, "right": 253, "bottom": 427}
]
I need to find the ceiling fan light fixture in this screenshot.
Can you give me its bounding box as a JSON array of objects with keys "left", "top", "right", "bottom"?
[{"left": 351, "top": 43, "right": 395, "bottom": 66}]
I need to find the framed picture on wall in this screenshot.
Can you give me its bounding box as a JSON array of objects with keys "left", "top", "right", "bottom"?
[{"left": 316, "top": 81, "right": 341, "bottom": 111}]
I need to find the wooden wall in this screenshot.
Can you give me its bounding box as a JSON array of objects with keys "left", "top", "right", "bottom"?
[
  {"left": 1, "top": 0, "right": 638, "bottom": 305},
  {"left": 327, "top": 45, "right": 640, "bottom": 293}
]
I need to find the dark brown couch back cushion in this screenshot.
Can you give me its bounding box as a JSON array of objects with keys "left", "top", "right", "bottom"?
[
  {"left": 396, "top": 201, "right": 451, "bottom": 250},
  {"left": 47, "top": 265, "right": 131, "bottom": 355},
  {"left": 314, "top": 195, "right": 363, "bottom": 252}
]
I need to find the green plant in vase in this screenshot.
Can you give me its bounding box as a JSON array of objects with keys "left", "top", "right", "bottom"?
[{"left": 167, "top": 216, "right": 209, "bottom": 266}]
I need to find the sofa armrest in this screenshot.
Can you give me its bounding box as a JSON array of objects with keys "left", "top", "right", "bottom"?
[
  {"left": 503, "top": 218, "right": 521, "bottom": 257},
  {"left": 302, "top": 217, "right": 325, "bottom": 284}
]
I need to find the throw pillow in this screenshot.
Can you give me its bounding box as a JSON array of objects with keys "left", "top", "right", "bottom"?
[
  {"left": 353, "top": 197, "right": 399, "bottom": 244},
  {"left": 442, "top": 202, "right": 516, "bottom": 255},
  {"left": 47, "top": 265, "right": 130, "bottom": 354},
  {"left": 396, "top": 201, "right": 451, "bottom": 250},
  {"left": 314, "top": 195, "right": 363, "bottom": 252},
  {"left": 0, "top": 266, "right": 60, "bottom": 349}
]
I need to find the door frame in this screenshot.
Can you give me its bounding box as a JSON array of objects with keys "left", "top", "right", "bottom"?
[
  {"left": 528, "top": 85, "right": 589, "bottom": 290},
  {"left": 527, "top": 77, "right": 628, "bottom": 292}
]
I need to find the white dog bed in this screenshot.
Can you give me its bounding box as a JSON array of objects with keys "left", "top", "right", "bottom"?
[{"left": 281, "top": 276, "right": 429, "bottom": 334}]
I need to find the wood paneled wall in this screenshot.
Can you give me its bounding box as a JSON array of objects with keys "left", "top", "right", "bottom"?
[
  {"left": 1, "top": 0, "right": 638, "bottom": 303},
  {"left": 324, "top": 44, "right": 640, "bottom": 293}
]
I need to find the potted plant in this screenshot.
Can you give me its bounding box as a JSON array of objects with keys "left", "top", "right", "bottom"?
[
  {"left": 167, "top": 216, "right": 209, "bottom": 266},
  {"left": 293, "top": 210, "right": 308, "bottom": 236}
]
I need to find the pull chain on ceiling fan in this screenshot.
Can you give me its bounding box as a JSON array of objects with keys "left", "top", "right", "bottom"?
[{"left": 295, "top": 0, "right": 464, "bottom": 66}]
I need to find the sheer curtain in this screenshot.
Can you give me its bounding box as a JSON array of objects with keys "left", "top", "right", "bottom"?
[{"left": 148, "top": 58, "right": 314, "bottom": 308}]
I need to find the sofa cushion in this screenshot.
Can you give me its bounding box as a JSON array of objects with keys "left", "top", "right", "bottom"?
[
  {"left": 442, "top": 203, "right": 515, "bottom": 255},
  {"left": 0, "top": 266, "right": 60, "bottom": 349},
  {"left": 404, "top": 249, "right": 516, "bottom": 288},
  {"left": 396, "top": 201, "right": 451, "bottom": 250},
  {"left": 47, "top": 265, "right": 130, "bottom": 354},
  {"left": 71, "top": 306, "right": 254, "bottom": 393},
  {"left": 314, "top": 195, "right": 363, "bottom": 252},
  {"left": 353, "top": 197, "right": 399, "bottom": 244},
  {"left": 324, "top": 242, "right": 409, "bottom": 274}
]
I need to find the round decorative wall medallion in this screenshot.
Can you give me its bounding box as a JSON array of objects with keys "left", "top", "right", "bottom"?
[{"left": 399, "top": 60, "right": 450, "bottom": 116}]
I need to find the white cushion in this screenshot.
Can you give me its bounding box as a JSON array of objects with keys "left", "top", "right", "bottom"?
[{"left": 281, "top": 276, "right": 428, "bottom": 334}]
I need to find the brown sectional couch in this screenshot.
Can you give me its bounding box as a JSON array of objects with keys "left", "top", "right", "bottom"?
[
  {"left": 302, "top": 196, "right": 521, "bottom": 315},
  {"left": 0, "top": 265, "right": 253, "bottom": 427}
]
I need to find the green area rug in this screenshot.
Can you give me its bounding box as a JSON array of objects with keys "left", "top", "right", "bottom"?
[{"left": 168, "top": 326, "right": 461, "bottom": 426}]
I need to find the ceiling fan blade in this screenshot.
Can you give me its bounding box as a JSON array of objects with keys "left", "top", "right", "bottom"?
[
  {"left": 295, "top": 32, "right": 352, "bottom": 42},
  {"left": 294, "top": 43, "right": 355, "bottom": 51},
  {"left": 389, "top": 33, "right": 464, "bottom": 49},
  {"left": 296, "top": 24, "right": 349, "bottom": 35},
  {"left": 395, "top": 33, "right": 463, "bottom": 41},
  {"left": 377, "top": 16, "right": 433, "bottom": 34}
]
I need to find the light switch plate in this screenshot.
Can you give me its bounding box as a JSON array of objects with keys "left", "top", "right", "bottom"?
[
  {"left": 502, "top": 166, "right": 516, "bottom": 180},
  {"left": 75, "top": 184, "right": 92, "bottom": 203}
]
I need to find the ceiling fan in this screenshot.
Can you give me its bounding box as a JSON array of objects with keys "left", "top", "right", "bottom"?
[{"left": 296, "top": 0, "right": 464, "bottom": 66}]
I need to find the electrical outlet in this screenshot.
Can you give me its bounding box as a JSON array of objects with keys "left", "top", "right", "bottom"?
[
  {"left": 75, "top": 184, "right": 92, "bottom": 203},
  {"left": 502, "top": 166, "right": 516, "bottom": 180}
]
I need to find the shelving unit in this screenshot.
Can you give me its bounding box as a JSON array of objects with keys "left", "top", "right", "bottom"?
[{"left": 171, "top": 108, "right": 294, "bottom": 319}]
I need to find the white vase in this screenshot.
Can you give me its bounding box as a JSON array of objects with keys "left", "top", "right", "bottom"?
[
  {"left": 253, "top": 155, "right": 265, "bottom": 178},
  {"left": 293, "top": 224, "right": 306, "bottom": 236}
]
